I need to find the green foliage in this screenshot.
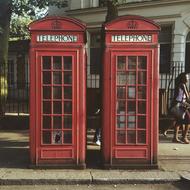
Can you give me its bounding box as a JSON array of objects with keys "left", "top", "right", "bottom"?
[
  {"left": 10, "top": 15, "right": 32, "bottom": 40},
  {"left": 12, "top": 0, "right": 68, "bottom": 17},
  {"left": 9, "top": 0, "right": 68, "bottom": 40},
  {"left": 0, "top": 76, "right": 8, "bottom": 97},
  {"left": 0, "top": 27, "right": 3, "bottom": 34}
]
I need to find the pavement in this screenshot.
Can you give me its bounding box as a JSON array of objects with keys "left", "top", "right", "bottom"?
[{"left": 0, "top": 130, "right": 190, "bottom": 185}]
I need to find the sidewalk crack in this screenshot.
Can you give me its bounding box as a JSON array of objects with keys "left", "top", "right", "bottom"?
[{"left": 89, "top": 171, "right": 93, "bottom": 184}]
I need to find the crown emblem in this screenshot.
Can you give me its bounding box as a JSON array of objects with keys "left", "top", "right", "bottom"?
[
  {"left": 127, "top": 20, "right": 138, "bottom": 29},
  {"left": 51, "top": 20, "right": 62, "bottom": 29}
]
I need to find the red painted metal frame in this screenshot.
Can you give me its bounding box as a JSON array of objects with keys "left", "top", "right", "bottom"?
[
  {"left": 102, "top": 15, "right": 160, "bottom": 169},
  {"left": 29, "top": 17, "right": 86, "bottom": 168}
]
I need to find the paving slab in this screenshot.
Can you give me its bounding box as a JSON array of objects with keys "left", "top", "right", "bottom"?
[
  {"left": 0, "top": 169, "right": 6, "bottom": 179},
  {"left": 91, "top": 170, "right": 181, "bottom": 184},
  {"left": 159, "top": 159, "right": 190, "bottom": 172}
]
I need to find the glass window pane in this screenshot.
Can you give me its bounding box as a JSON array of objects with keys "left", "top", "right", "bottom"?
[
  {"left": 117, "top": 87, "right": 126, "bottom": 99},
  {"left": 64, "top": 116, "right": 72, "bottom": 129},
  {"left": 64, "top": 101, "right": 72, "bottom": 114},
  {"left": 128, "top": 87, "right": 136, "bottom": 99},
  {"left": 117, "top": 101, "right": 126, "bottom": 114},
  {"left": 53, "top": 116, "right": 62, "bottom": 129},
  {"left": 64, "top": 56, "right": 72, "bottom": 70},
  {"left": 53, "top": 56, "right": 62, "bottom": 70},
  {"left": 117, "top": 56, "right": 126, "bottom": 70},
  {"left": 127, "top": 71, "right": 136, "bottom": 84},
  {"left": 53, "top": 86, "right": 62, "bottom": 99},
  {"left": 64, "top": 86, "right": 72, "bottom": 99},
  {"left": 138, "top": 101, "right": 146, "bottom": 114},
  {"left": 53, "top": 101, "right": 62, "bottom": 114},
  {"left": 117, "top": 72, "right": 126, "bottom": 85},
  {"left": 43, "top": 116, "right": 51, "bottom": 129},
  {"left": 127, "top": 131, "right": 136, "bottom": 144},
  {"left": 127, "top": 101, "right": 136, "bottom": 114},
  {"left": 138, "top": 116, "right": 146, "bottom": 129},
  {"left": 64, "top": 131, "right": 72, "bottom": 144},
  {"left": 43, "top": 72, "right": 51, "bottom": 84},
  {"left": 53, "top": 72, "right": 62, "bottom": 84},
  {"left": 43, "top": 86, "right": 51, "bottom": 99},
  {"left": 43, "top": 131, "right": 51, "bottom": 144},
  {"left": 43, "top": 101, "right": 51, "bottom": 114},
  {"left": 127, "top": 115, "right": 136, "bottom": 129},
  {"left": 64, "top": 72, "right": 72, "bottom": 84},
  {"left": 138, "top": 56, "right": 147, "bottom": 69},
  {"left": 53, "top": 131, "right": 62, "bottom": 144},
  {"left": 42, "top": 56, "right": 51, "bottom": 70},
  {"left": 117, "top": 131, "right": 126, "bottom": 144},
  {"left": 128, "top": 56, "right": 136, "bottom": 69},
  {"left": 138, "top": 86, "right": 146, "bottom": 99},
  {"left": 117, "top": 116, "right": 125, "bottom": 129},
  {"left": 138, "top": 131, "right": 146, "bottom": 144},
  {"left": 138, "top": 71, "right": 146, "bottom": 84}
]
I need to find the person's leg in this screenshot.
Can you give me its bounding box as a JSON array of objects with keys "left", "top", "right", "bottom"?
[
  {"left": 94, "top": 128, "right": 101, "bottom": 145},
  {"left": 172, "top": 123, "right": 181, "bottom": 143},
  {"left": 182, "top": 125, "right": 190, "bottom": 144},
  {"left": 163, "top": 119, "right": 176, "bottom": 137},
  {"left": 93, "top": 128, "right": 98, "bottom": 142}
]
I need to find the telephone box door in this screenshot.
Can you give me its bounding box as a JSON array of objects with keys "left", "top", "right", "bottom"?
[
  {"left": 38, "top": 51, "right": 77, "bottom": 163},
  {"left": 113, "top": 51, "right": 151, "bottom": 163}
]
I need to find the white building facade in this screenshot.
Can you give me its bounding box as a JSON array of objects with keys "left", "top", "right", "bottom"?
[{"left": 49, "top": 0, "right": 190, "bottom": 113}]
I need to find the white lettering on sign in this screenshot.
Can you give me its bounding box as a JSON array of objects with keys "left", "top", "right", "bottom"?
[
  {"left": 37, "top": 35, "right": 78, "bottom": 42},
  {"left": 111, "top": 35, "right": 152, "bottom": 42}
]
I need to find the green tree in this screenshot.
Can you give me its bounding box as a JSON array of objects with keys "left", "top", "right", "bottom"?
[
  {"left": 10, "top": 15, "right": 32, "bottom": 40},
  {"left": 0, "top": 0, "right": 67, "bottom": 115}
]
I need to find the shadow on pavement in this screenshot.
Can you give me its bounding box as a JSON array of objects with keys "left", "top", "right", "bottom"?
[
  {"left": 173, "top": 181, "right": 190, "bottom": 190},
  {"left": 0, "top": 116, "right": 30, "bottom": 169},
  {"left": 86, "top": 149, "right": 101, "bottom": 169}
]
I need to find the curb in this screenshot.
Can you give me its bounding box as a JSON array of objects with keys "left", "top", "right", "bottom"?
[
  {"left": 0, "top": 171, "right": 183, "bottom": 185},
  {"left": 0, "top": 179, "right": 91, "bottom": 185}
]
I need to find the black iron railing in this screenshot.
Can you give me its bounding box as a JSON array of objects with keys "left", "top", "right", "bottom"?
[
  {"left": 0, "top": 59, "right": 29, "bottom": 116},
  {"left": 0, "top": 59, "right": 187, "bottom": 117}
]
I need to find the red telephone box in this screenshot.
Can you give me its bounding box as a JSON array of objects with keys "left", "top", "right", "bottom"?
[
  {"left": 102, "top": 15, "right": 160, "bottom": 168},
  {"left": 29, "top": 17, "right": 86, "bottom": 168}
]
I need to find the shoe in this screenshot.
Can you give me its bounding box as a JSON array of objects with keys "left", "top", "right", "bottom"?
[
  {"left": 95, "top": 140, "right": 101, "bottom": 146},
  {"left": 181, "top": 138, "right": 190, "bottom": 144},
  {"left": 163, "top": 130, "right": 167, "bottom": 137}
]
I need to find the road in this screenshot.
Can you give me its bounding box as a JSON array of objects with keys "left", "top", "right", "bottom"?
[{"left": 0, "top": 183, "right": 189, "bottom": 190}]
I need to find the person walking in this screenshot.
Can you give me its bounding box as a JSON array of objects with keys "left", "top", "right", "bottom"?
[{"left": 170, "top": 72, "right": 190, "bottom": 144}]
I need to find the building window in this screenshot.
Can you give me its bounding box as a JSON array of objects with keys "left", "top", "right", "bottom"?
[
  {"left": 87, "top": 32, "right": 101, "bottom": 88},
  {"left": 90, "top": 48, "right": 101, "bottom": 74},
  {"left": 90, "top": 33, "right": 101, "bottom": 75},
  {"left": 159, "top": 25, "right": 172, "bottom": 73}
]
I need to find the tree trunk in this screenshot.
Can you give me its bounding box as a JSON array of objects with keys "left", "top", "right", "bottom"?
[
  {"left": 99, "top": 1, "right": 118, "bottom": 108},
  {"left": 0, "top": 0, "right": 12, "bottom": 115},
  {"left": 105, "top": 0, "right": 118, "bottom": 23}
]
